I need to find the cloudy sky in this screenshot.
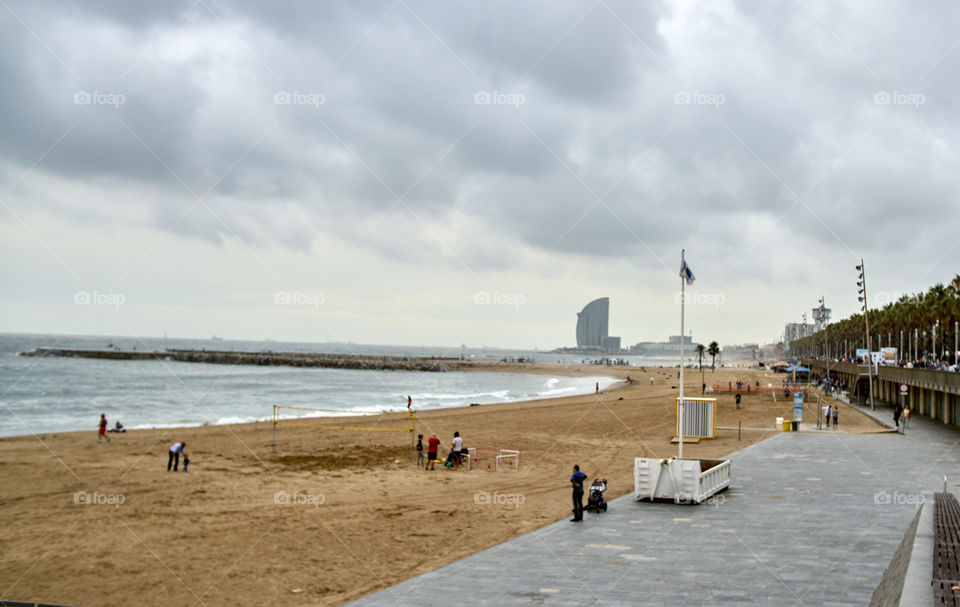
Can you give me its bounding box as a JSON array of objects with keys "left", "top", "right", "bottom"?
[{"left": 1, "top": 0, "right": 958, "bottom": 350}]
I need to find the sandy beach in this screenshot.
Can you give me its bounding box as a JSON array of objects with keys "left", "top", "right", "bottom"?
[{"left": 0, "top": 365, "right": 887, "bottom": 606}]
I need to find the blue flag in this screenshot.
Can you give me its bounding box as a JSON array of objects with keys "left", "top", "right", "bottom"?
[{"left": 679, "top": 259, "right": 695, "bottom": 285}]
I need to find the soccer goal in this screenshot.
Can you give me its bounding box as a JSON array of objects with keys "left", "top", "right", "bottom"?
[{"left": 468, "top": 447, "right": 521, "bottom": 471}]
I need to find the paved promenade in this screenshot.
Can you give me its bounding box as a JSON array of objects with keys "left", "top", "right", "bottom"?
[{"left": 350, "top": 412, "right": 960, "bottom": 606}]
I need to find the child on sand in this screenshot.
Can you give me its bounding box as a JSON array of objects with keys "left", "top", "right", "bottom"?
[
  {"left": 98, "top": 414, "right": 110, "bottom": 443},
  {"left": 416, "top": 434, "right": 424, "bottom": 467}
]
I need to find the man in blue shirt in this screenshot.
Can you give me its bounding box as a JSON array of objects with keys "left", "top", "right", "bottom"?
[{"left": 570, "top": 465, "right": 587, "bottom": 522}]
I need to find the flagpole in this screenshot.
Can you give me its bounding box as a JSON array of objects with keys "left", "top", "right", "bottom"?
[{"left": 679, "top": 249, "right": 685, "bottom": 460}]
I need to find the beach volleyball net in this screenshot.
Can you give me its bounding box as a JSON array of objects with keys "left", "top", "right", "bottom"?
[{"left": 272, "top": 405, "right": 415, "bottom": 453}]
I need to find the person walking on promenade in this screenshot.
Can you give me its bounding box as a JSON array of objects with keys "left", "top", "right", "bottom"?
[
  {"left": 168, "top": 441, "right": 185, "bottom": 471},
  {"left": 416, "top": 434, "right": 424, "bottom": 467},
  {"left": 98, "top": 414, "right": 110, "bottom": 443},
  {"left": 570, "top": 465, "right": 587, "bottom": 522},
  {"left": 894, "top": 404, "right": 902, "bottom": 428}
]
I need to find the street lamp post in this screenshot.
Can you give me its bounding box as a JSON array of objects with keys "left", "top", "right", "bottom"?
[
  {"left": 934, "top": 320, "right": 938, "bottom": 363},
  {"left": 857, "top": 260, "right": 875, "bottom": 410}
]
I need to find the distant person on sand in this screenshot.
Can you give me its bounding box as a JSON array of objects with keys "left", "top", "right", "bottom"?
[
  {"left": 426, "top": 434, "right": 440, "bottom": 470},
  {"left": 109, "top": 420, "right": 125, "bottom": 433},
  {"left": 832, "top": 405, "right": 838, "bottom": 429},
  {"left": 407, "top": 395, "right": 412, "bottom": 410},
  {"left": 168, "top": 442, "right": 185, "bottom": 471},
  {"left": 595, "top": 382, "right": 599, "bottom": 394},
  {"left": 824, "top": 404, "right": 831, "bottom": 428},
  {"left": 416, "top": 434, "right": 424, "bottom": 467},
  {"left": 182, "top": 444, "right": 190, "bottom": 472},
  {"left": 98, "top": 414, "right": 110, "bottom": 443},
  {"left": 570, "top": 465, "right": 586, "bottom": 522}
]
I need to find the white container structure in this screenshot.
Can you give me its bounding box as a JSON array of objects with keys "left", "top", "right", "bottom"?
[{"left": 634, "top": 457, "right": 731, "bottom": 504}]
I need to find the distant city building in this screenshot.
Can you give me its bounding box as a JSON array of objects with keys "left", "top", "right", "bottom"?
[
  {"left": 724, "top": 343, "right": 761, "bottom": 361},
  {"left": 630, "top": 333, "right": 701, "bottom": 357},
  {"left": 600, "top": 336, "right": 621, "bottom": 351},
  {"left": 784, "top": 322, "right": 816, "bottom": 348},
  {"left": 574, "top": 297, "right": 620, "bottom": 351},
  {"left": 576, "top": 297, "right": 609, "bottom": 349}
]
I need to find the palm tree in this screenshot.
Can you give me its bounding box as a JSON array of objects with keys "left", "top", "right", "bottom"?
[{"left": 708, "top": 341, "right": 720, "bottom": 370}]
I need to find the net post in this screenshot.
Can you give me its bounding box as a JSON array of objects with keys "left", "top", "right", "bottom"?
[{"left": 409, "top": 411, "right": 415, "bottom": 464}]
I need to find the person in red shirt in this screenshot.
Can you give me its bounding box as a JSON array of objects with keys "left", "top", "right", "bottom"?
[
  {"left": 426, "top": 433, "right": 441, "bottom": 470},
  {"left": 98, "top": 413, "right": 110, "bottom": 443}
]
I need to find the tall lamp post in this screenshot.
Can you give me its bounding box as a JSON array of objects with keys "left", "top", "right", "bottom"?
[
  {"left": 857, "top": 260, "right": 876, "bottom": 410},
  {"left": 819, "top": 296, "right": 829, "bottom": 375}
]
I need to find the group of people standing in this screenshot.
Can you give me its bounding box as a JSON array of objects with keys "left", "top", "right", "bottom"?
[
  {"left": 894, "top": 403, "right": 911, "bottom": 429},
  {"left": 821, "top": 404, "right": 840, "bottom": 429},
  {"left": 416, "top": 431, "right": 466, "bottom": 470}
]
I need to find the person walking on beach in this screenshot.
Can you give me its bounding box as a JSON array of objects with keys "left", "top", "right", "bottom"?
[
  {"left": 824, "top": 404, "right": 831, "bottom": 429},
  {"left": 570, "top": 465, "right": 587, "bottom": 522},
  {"left": 595, "top": 382, "right": 599, "bottom": 394},
  {"left": 168, "top": 441, "right": 185, "bottom": 471},
  {"left": 98, "top": 414, "right": 110, "bottom": 443},
  {"left": 426, "top": 433, "right": 440, "bottom": 470},
  {"left": 832, "top": 405, "right": 839, "bottom": 429},
  {"left": 407, "top": 395, "right": 412, "bottom": 410},
  {"left": 416, "top": 434, "right": 424, "bottom": 467}
]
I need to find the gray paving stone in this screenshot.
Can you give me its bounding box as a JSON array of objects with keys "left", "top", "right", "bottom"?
[{"left": 349, "top": 413, "right": 960, "bottom": 606}]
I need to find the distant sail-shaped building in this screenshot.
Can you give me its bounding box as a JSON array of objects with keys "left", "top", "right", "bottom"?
[{"left": 576, "top": 297, "right": 611, "bottom": 350}]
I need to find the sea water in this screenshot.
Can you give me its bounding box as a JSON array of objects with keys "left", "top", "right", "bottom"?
[{"left": 0, "top": 333, "right": 629, "bottom": 437}]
